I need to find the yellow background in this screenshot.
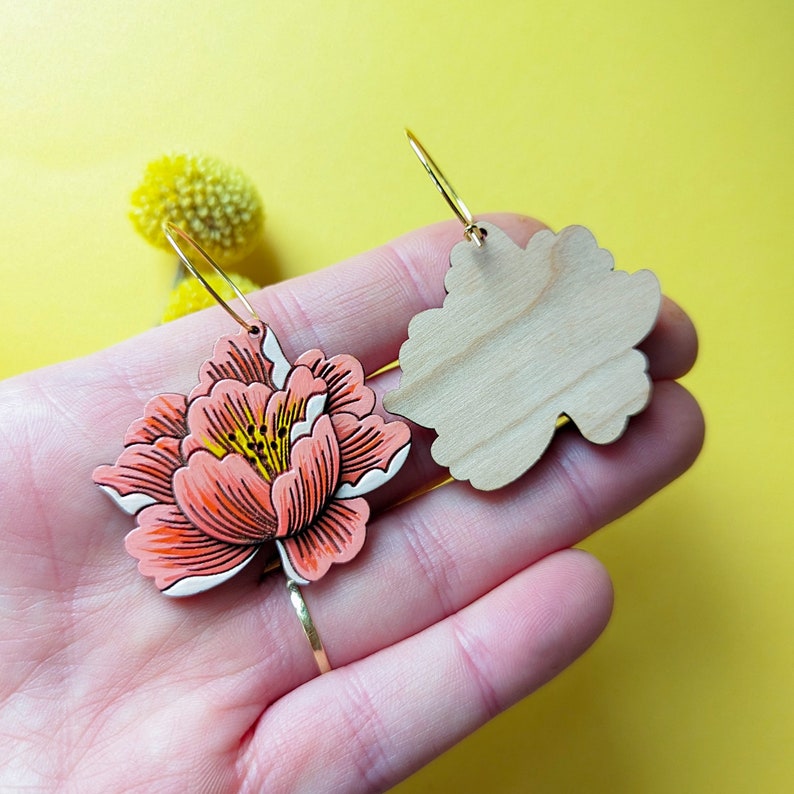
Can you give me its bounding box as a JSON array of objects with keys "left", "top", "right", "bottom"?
[{"left": 1, "top": 1, "right": 791, "bottom": 791}]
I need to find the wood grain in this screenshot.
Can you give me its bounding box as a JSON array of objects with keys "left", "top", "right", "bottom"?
[{"left": 384, "top": 222, "right": 661, "bottom": 490}]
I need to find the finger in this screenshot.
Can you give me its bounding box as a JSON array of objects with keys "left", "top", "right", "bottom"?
[
  {"left": 29, "top": 214, "right": 543, "bottom": 473},
  {"left": 363, "top": 291, "right": 700, "bottom": 509},
  {"left": 299, "top": 380, "right": 703, "bottom": 668},
  {"left": 91, "top": 213, "right": 547, "bottom": 400},
  {"left": 46, "top": 213, "right": 694, "bottom": 471},
  {"left": 640, "top": 295, "right": 698, "bottom": 379},
  {"left": 198, "top": 380, "right": 702, "bottom": 706},
  {"left": 242, "top": 549, "right": 613, "bottom": 792}
]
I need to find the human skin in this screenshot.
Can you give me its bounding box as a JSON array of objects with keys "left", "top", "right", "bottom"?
[{"left": 0, "top": 214, "right": 703, "bottom": 792}]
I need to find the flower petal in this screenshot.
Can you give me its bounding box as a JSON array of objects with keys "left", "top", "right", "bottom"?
[
  {"left": 93, "top": 436, "right": 182, "bottom": 512},
  {"left": 96, "top": 487, "right": 158, "bottom": 516},
  {"left": 190, "top": 323, "right": 290, "bottom": 399},
  {"left": 294, "top": 350, "right": 375, "bottom": 418},
  {"left": 173, "top": 450, "right": 277, "bottom": 544},
  {"left": 289, "top": 393, "right": 327, "bottom": 444},
  {"left": 126, "top": 503, "right": 259, "bottom": 595},
  {"left": 331, "top": 413, "right": 411, "bottom": 497},
  {"left": 182, "top": 380, "right": 275, "bottom": 463},
  {"left": 271, "top": 415, "right": 340, "bottom": 538},
  {"left": 182, "top": 367, "right": 327, "bottom": 480},
  {"left": 263, "top": 365, "right": 328, "bottom": 467},
  {"left": 277, "top": 497, "right": 370, "bottom": 584},
  {"left": 124, "top": 393, "right": 188, "bottom": 445}
]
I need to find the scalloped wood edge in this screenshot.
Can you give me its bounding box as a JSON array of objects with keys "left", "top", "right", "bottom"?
[{"left": 384, "top": 222, "right": 661, "bottom": 490}]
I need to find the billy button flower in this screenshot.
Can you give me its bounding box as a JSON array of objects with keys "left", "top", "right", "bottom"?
[
  {"left": 161, "top": 271, "right": 261, "bottom": 323},
  {"left": 130, "top": 152, "right": 264, "bottom": 266}
]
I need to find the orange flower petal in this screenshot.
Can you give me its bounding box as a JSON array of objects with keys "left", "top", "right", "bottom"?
[
  {"left": 126, "top": 503, "right": 259, "bottom": 594},
  {"left": 271, "top": 415, "right": 341, "bottom": 538},
  {"left": 331, "top": 412, "right": 411, "bottom": 495},
  {"left": 277, "top": 497, "right": 370, "bottom": 584},
  {"left": 190, "top": 323, "right": 290, "bottom": 399},
  {"left": 173, "top": 450, "right": 277, "bottom": 544},
  {"left": 182, "top": 380, "right": 275, "bottom": 462},
  {"left": 124, "top": 393, "right": 188, "bottom": 445},
  {"left": 294, "top": 350, "right": 375, "bottom": 418},
  {"left": 93, "top": 436, "right": 182, "bottom": 511},
  {"left": 262, "top": 365, "right": 328, "bottom": 461}
]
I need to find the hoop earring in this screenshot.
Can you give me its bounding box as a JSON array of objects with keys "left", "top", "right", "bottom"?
[{"left": 94, "top": 225, "right": 412, "bottom": 674}]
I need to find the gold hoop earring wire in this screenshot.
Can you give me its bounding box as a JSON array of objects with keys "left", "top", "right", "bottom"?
[
  {"left": 405, "top": 129, "right": 485, "bottom": 247},
  {"left": 162, "top": 222, "right": 261, "bottom": 333}
]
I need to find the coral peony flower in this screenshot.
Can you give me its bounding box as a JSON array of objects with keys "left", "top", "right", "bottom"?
[{"left": 94, "top": 323, "right": 411, "bottom": 596}]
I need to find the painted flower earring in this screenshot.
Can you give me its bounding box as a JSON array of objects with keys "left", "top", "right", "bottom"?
[
  {"left": 384, "top": 131, "right": 661, "bottom": 491},
  {"left": 94, "top": 223, "right": 411, "bottom": 672}
]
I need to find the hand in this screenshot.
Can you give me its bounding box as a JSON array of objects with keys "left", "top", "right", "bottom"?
[{"left": 0, "top": 215, "right": 702, "bottom": 792}]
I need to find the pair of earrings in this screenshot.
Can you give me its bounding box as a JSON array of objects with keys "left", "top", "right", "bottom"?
[{"left": 94, "top": 132, "right": 660, "bottom": 671}]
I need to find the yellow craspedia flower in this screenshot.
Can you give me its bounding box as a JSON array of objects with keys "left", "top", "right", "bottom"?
[
  {"left": 162, "top": 272, "right": 261, "bottom": 322},
  {"left": 131, "top": 152, "right": 264, "bottom": 266}
]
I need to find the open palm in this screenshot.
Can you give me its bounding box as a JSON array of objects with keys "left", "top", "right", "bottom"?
[{"left": 0, "top": 215, "right": 702, "bottom": 792}]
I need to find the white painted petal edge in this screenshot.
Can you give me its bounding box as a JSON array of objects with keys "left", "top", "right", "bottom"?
[
  {"left": 100, "top": 485, "right": 158, "bottom": 515},
  {"left": 290, "top": 393, "right": 328, "bottom": 444},
  {"left": 162, "top": 548, "right": 260, "bottom": 597},
  {"left": 262, "top": 326, "right": 291, "bottom": 389},
  {"left": 276, "top": 540, "right": 310, "bottom": 586},
  {"left": 334, "top": 442, "right": 411, "bottom": 499}
]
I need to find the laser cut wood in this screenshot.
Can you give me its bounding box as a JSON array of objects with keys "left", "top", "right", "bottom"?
[{"left": 384, "top": 222, "right": 661, "bottom": 490}]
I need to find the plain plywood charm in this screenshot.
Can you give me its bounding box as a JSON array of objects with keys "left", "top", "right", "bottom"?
[{"left": 383, "top": 132, "right": 661, "bottom": 491}]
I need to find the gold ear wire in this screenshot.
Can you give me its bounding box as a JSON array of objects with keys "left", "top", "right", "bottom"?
[
  {"left": 162, "top": 222, "right": 262, "bottom": 333},
  {"left": 405, "top": 129, "right": 485, "bottom": 247}
]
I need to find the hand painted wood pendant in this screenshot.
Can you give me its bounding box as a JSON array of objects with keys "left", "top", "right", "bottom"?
[
  {"left": 94, "top": 321, "right": 411, "bottom": 596},
  {"left": 383, "top": 133, "right": 661, "bottom": 491}
]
